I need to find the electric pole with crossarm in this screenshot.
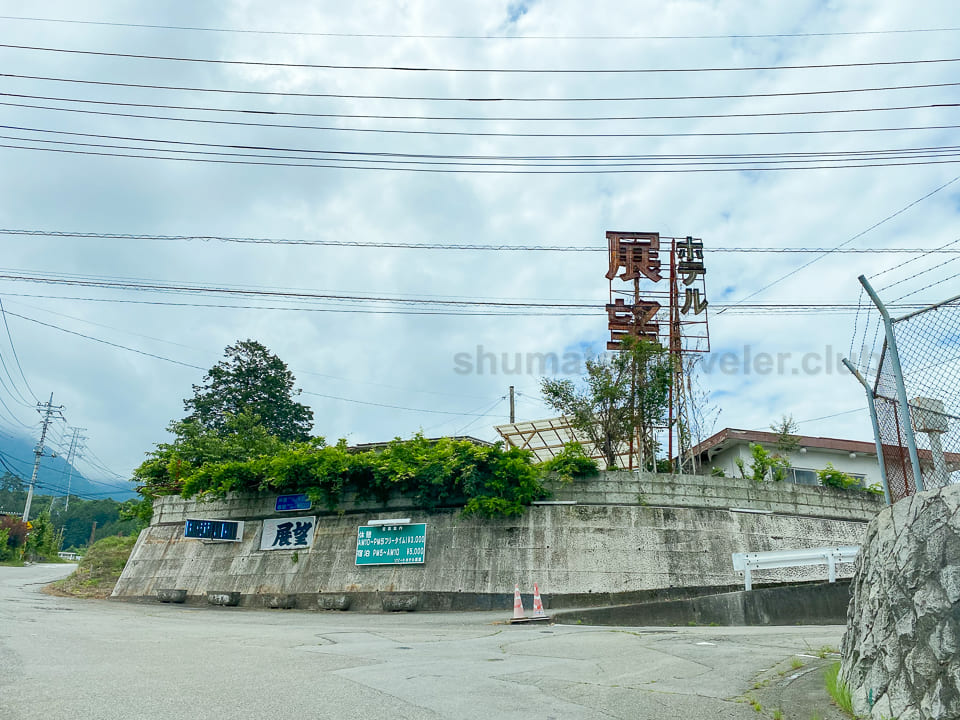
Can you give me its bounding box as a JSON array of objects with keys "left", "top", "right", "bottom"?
[{"left": 22, "top": 393, "right": 65, "bottom": 524}]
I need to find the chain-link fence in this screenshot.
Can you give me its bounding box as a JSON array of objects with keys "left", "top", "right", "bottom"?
[{"left": 865, "top": 291, "right": 960, "bottom": 501}]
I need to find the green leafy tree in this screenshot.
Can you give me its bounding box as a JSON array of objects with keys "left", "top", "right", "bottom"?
[
  {"left": 540, "top": 442, "right": 600, "bottom": 483},
  {"left": 184, "top": 340, "right": 314, "bottom": 442},
  {"left": 770, "top": 415, "right": 801, "bottom": 455},
  {"left": 24, "top": 512, "right": 60, "bottom": 560},
  {"left": 735, "top": 443, "right": 790, "bottom": 483},
  {"left": 135, "top": 411, "right": 294, "bottom": 496},
  {"left": 540, "top": 338, "right": 671, "bottom": 470}
]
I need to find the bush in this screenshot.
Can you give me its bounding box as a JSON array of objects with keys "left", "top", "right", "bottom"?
[
  {"left": 54, "top": 535, "right": 137, "bottom": 598},
  {"left": 144, "top": 434, "right": 548, "bottom": 519},
  {"left": 539, "top": 442, "right": 600, "bottom": 483},
  {"left": 817, "top": 463, "right": 862, "bottom": 491},
  {"left": 736, "top": 444, "right": 790, "bottom": 483}
]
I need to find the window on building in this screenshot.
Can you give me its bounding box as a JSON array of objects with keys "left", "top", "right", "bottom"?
[
  {"left": 787, "top": 468, "right": 819, "bottom": 485},
  {"left": 784, "top": 467, "right": 867, "bottom": 487}
]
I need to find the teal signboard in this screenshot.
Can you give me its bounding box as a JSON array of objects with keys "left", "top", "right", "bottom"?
[{"left": 355, "top": 523, "right": 426, "bottom": 565}]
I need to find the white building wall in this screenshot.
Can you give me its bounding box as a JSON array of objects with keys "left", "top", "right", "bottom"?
[{"left": 705, "top": 442, "right": 881, "bottom": 489}]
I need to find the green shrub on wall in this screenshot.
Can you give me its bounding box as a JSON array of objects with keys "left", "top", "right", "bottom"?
[
  {"left": 540, "top": 442, "right": 600, "bottom": 484},
  {"left": 139, "top": 433, "right": 547, "bottom": 518}
]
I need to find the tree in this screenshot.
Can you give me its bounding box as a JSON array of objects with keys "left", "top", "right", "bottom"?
[
  {"left": 540, "top": 338, "right": 671, "bottom": 470},
  {"left": 134, "top": 411, "right": 292, "bottom": 496},
  {"left": 770, "top": 414, "right": 801, "bottom": 455},
  {"left": 184, "top": 340, "right": 314, "bottom": 442}
]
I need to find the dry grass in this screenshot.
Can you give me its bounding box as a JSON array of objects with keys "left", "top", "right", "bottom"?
[{"left": 47, "top": 535, "right": 136, "bottom": 599}]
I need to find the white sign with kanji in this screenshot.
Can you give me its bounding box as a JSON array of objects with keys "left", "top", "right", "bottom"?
[{"left": 260, "top": 516, "right": 316, "bottom": 551}]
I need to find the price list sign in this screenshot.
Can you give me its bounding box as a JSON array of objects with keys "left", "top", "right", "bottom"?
[{"left": 355, "top": 523, "right": 426, "bottom": 566}]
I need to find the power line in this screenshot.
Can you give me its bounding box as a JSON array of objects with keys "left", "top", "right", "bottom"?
[
  {"left": 9, "top": 126, "right": 960, "bottom": 167},
  {"left": 0, "top": 297, "right": 38, "bottom": 402},
  {"left": 2, "top": 15, "right": 958, "bottom": 40},
  {"left": 6, "top": 100, "right": 960, "bottom": 140},
  {"left": 8, "top": 132, "right": 960, "bottom": 172},
  {"left": 0, "top": 310, "right": 205, "bottom": 370},
  {"left": 5, "top": 91, "right": 958, "bottom": 122},
  {"left": 5, "top": 227, "right": 960, "bottom": 253},
  {"left": 302, "top": 391, "right": 509, "bottom": 417},
  {"left": 9, "top": 101, "right": 960, "bottom": 138},
  {"left": 0, "top": 270, "right": 938, "bottom": 311},
  {"left": 5, "top": 72, "right": 958, "bottom": 103},
  {"left": 4, "top": 43, "right": 960, "bottom": 73},
  {"left": 6, "top": 141, "right": 960, "bottom": 174},
  {"left": 718, "top": 174, "right": 960, "bottom": 311}
]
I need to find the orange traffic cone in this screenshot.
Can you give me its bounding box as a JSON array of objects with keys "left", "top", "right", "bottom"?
[
  {"left": 513, "top": 584, "right": 526, "bottom": 620},
  {"left": 532, "top": 583, "right": 547, "bottom": 619}
]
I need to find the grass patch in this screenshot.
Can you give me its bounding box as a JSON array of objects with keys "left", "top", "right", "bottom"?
[
  {"left": 791, "top": 656, "right": 805, "bottom": 670},
  {"left": 825, "top": 662, "right": 856, "bottom": 717},
  {"left": 48, "top": 535, "right": 136, "bottom": 599}
]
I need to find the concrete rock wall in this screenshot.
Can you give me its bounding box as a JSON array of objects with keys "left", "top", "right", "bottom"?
[
  {"left": 113, "top": 472, "right": 879, "bottom": 609},
  {"left": 841, "top": 484, "right": 960, "bottom": 720}
]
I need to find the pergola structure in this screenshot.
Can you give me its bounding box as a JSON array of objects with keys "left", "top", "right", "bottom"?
[{"left": 494, "top": 416, "right": 639, "bottom": 469}]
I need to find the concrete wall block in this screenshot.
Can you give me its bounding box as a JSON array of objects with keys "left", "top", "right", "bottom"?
[
  {"left": 206, "top": 591, "right": 241, "bottom": 606},
  {"left": 318, "top": 594, "right": 352, "bottom": 610},
  {"left": 265, "top": 594, "right": 297, "bottom": 609},
  {"left": 156, "top": 588, "right": 187, "bottom": 603},
  {"left": 382, "top": 593, "right": 419, "bottom": 611}
]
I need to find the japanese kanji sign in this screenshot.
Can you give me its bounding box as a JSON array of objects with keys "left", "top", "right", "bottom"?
[
  {"left": 676, "top": 236, "right": 708, "bottom": 316},
  {"left": 604, "top": 231, "right": 708, "bottom": 350},
  {"left": 260, "top": 516, "right": 316, "bottom": 550},
  {"left": 355, "top": 523, "right": 426, "bottom": 566},
  {"left": 606, "top": 231, "right": 662, "bottom": 282}
]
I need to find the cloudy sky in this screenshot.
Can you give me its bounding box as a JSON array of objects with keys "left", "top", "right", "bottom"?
[{"left": 0, "top": 0, "right": 958, "bottom": 493}]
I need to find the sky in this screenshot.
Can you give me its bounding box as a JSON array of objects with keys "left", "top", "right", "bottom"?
[{"left": 0, "top": 0, "right": 958, "bottom": 494}]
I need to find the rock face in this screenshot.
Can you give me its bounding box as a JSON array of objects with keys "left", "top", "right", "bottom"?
[{"left": 841, "top": 484, "right": 960, "bottom": 720}]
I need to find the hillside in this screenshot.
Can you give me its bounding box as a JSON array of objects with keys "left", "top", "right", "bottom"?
[{"left": 0, "top": 432, "right": 136, "bottom": 501}]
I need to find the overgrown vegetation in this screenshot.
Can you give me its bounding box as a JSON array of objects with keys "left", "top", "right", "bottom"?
[
  {"left": 735, "top": 443, "right": 790, "bottom": 483},
  {"left": 139, "top": 431, "right": 547, "bottom": 518},
  {"left": 540, "top": 337, "right": 671, "bottom": 470},
  {"left": 540, "top": 442, "right": 600, "bottom": 483},
  {"left": 132, "top": 340, "right": 553, "bottom": 518},
  {"left": 770, "top": 414, "right": 801, "bottom": 455},
  {"left": 825, "top": 662, "right": 856, "bottom": 717},
  {"left": 1, "top": 473, "right": 138, "bottom": 558},
  {"left": 817, "top": 464, "right": 884, "bottom": 496},
  {"left": 51, "top": 535, "right": 137, "bottom": 598}
]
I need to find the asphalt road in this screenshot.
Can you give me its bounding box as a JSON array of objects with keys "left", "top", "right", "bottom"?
[{"left": 1, "top": 564, "right": 846, "bottom": 720}]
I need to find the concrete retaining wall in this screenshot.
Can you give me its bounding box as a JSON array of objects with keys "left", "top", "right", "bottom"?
[
  {"left": 553, "top": 580, "right": 853, "bottom": 626},
  {"left": 548, "top": 471, "right": 882, "bottom": 522},
  {"left": 113, "top": 471, "right": 881, "bottom": 609}
]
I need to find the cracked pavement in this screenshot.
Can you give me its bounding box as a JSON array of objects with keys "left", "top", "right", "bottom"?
[{"left": 2, "top": 564, "right": 845, "bottom": 719}]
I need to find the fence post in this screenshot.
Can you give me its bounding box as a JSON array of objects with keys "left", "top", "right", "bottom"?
[
  {"left": 842, "top": 358, "right": 892, "bottom": 505},
  {"left": 858, "top": 275, "right": 925, "bottom": 493}
]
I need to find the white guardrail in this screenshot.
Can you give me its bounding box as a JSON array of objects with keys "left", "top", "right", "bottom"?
[{"left": 731, "top": 546, "right": 860, "bottom": 591}]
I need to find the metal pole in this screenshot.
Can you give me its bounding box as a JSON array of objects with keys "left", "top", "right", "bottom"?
[
  {"left": 858, "top": 276, "right": 925, "bottom": 493},
  {"left": 508, "top": 386, "right": 515, "bottom": 424},
  {"left": 22, "top": 393, "right": 57, "bottom": 523},
  {"left": 842, "top": 358, "right": 892, "bottom": 505}
]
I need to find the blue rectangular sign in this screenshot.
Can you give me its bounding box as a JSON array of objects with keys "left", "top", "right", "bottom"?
[
  {"left": 184, "top": 519, "right": 242, "bottom": 541},
  {"left": 275, "top": 494, "right": 312, "bottom": 512}
]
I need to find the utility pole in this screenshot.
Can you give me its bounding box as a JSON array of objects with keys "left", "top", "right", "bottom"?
[
  {"left": 22, "top": 392, "right": 65, "bottom": 524},
  {"left": 62, "top": 427, "right": 86, "bottom": 511},
  {"left": 509, "top": 386, "right": 515, "bottom": 424},
  {"left": 88, "top": 520, "right": 97, "bottom": 546}
]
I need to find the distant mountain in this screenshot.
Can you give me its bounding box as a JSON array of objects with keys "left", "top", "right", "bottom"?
[{"left": 0, "top": 432, "right": 137, "bottom": 501}]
